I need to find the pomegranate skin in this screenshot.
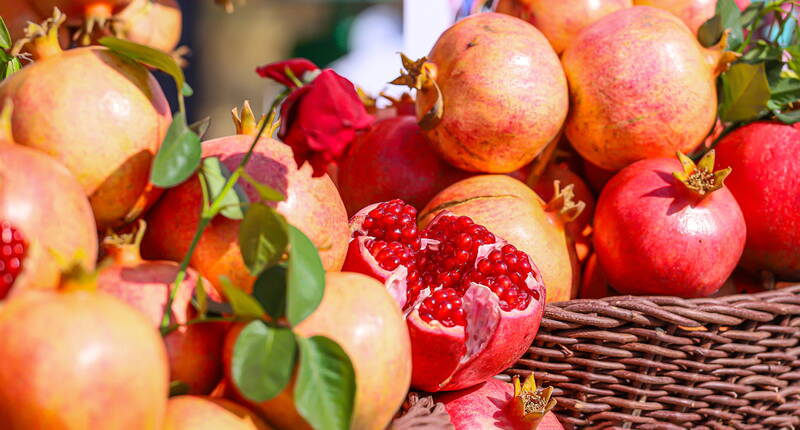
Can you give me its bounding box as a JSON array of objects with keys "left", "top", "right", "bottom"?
[
  {"left": 418, "top": 13, "right": 568, "bottom": 173},
  {"left": 562, "top": 7, "right": 721, "bottom": 171},
  {"left": 715, "top": 122, "right": 800, "bottom": 280},
  {"left": 0, "top": 143, "right": 97, "bottom": 297},
  {"left": 338, "top": 116, "right": 470, "bottom": 215},
  {"left": 163, "top": 396, "right": 271, "bottom": 430},
  {"left": 143, "top": 135, "right": 349, "bottom": 294},
  {"left": 0, "top": 46, "right": 171, "bottom": 230},
  {"left": 0, "top": 290, "right": 169, "bottom": 429},
  {"left": 496, "top": 0, "right": 632, "bottom": 53},
  {"left": 436, "top": 378, "right": 564, "bottom": 430},
  {"left": 420, "top": 175, "right": 577, "bottom": 303},
  {"left": 116, "top": 0, "right": 182, "bottom": 53},
  {"left": 594, "top": 158, "right": 746, "bottom": 297}
]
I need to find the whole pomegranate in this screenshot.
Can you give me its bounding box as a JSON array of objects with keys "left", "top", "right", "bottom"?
[
  {"left": 436, "top": 375, "right": 563, "bottom": 430},
  {"left": 31, "top": 0, "right": 132, "bottom": 26},
  {"left": 495, "top": 0, "right": 632, "bottom": 53},
  {"left": 0, "top": 280, "right": 169, "bottom": 429},
  {"left": 0, "top": 10, "right": 170, "bottom": 230},
  {"left": 715, "top": 122, "right": 800, "bottom": 280},
  {"left": 0, "top": 106, "right": 97, "bottom": 299},
  {"left": 419, "top": 175, "right": 580, "bottom": 303},
  {"left": 338, "top": 115, "right": 470, "bottom": 215},
  {"left": 634, "top": 0, "right": 750, "bottom": 34},
  {"left": 343, "top": 199, "right": 546, "bottom": 391},
  {"left": 593, "top": 152, "right": 746, "bottom": 297},
  {"left": 400, "top": 12, "right": 567, "bottom": 173},
  {"left": 164, "top": 396, "right": 271, "bottom": 430},
  {"left": 115, "top": 0, "right": 182, "bottom": 53},
  {"left": 223, "top": 272, "right": 411, "bottom": 430},
  {"left": 562, "top": 6, "right": 736, "bottom": 171},
  {"left": 143, "top": 102, "right": 349, "bottom": 294},
  {"left": 97, "top": 222, "right": 228, "bottom": 394}
]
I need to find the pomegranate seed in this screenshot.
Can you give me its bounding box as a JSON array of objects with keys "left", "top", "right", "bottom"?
[
  {"left": 418, "top": 288, "right": 466, "bottom": 327},
  {"left": 361, "top": 200, "right": 419, "bottom": 247},
  {"left": 0, "top": 222, "right": 26, "bottom": 300}
]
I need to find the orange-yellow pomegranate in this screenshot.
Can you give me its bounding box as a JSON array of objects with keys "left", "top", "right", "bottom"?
[
  {"left": 634, "top": 0, "right": 751, "bottom": 34},
  {"left": 0, "top": 11, "right": 170, "bottom": 230},
  {"left": 115, "top": 0, "right": 182, "bottom": 53},
  {"left": 562, "top": 6, "right": 735, "bottom": 171},
  {"left": 164, "top": 396, "right": 271, "bottom": 430},
  {"left": 0, "top": 286, "right": 169, "bottom": 429},
  {"left": 405, "top": 12, "right": 567, "bottom": 173},
  {"left": 419, "top": 175, "right": 580, "bottom": 303},
  {"left": 496, "top": 0, "right": 632, "bottom": 53},
  {"left": 223, "top": 272, "right": 411, "bottom": 430},
  {"left": 143, "top": 103, "right": 349, "bottom": 294}
]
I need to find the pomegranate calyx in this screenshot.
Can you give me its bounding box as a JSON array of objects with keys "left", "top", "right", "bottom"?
[
  {"left": 391, "top": 54, "right": 443, "bottom": 130},
  {"left": 505, "top": 374, "right": 557, "bottom": 428},
  {"left": 12, "top": 8, "right": 66, "bottom": 59},
  {"left": 543, "top": 180, "right": 586, "bottom": 223},
  {"left": 706, "top": 30, "right": 741, "bottom": 77},
  {"left": 231, "top": 101, "right": 267, "bottom": 136},
  {"left": 58, "top": 260, "right": 98, "bottom": 293},
  {"left": 673, "top": 150, "right": 731, "bottom": 196},
  {"left": 102, "top": 220, "right": 147, "bottom": 266}
]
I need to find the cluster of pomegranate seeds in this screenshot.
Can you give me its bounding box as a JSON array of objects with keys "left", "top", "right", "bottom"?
[
  {"left": 460, "top": 245, "right": 539, "bottom": 311},
  {"left": 0, "top": 222, "right": 26, "bottom": 299},
  {"left": 417, "top": 288, "right": 466, "bottom": 327},
  {"left": 359, "top": 199, "right": 420, "bottom": 247},
  {"left": 418, "top": 216, "right": 496, "bottom": 290}
]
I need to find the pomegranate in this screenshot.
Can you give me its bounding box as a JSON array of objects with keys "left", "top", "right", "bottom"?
[
  {"left": 0, "top": 10, "right": 170, "bottom": 230},
  {"left": 397, "top": 12, "right": 568, "bottom": 173},
  {"left": 115, "top": 0, "right": 182, "bottom": 53},
  {"left": 143, "top": 102, "right": 349, "bottom": 294},
  {"left": 634, "top": 0, "right": 750, "bottom": 34},
  {"left": 419, "top": 175, "right": 579, "bottom": 303},
  {"left": 164, "top": 396, "right": 271, "bottom": 430},
  {"left": 593, "top": 151, "right": 746, "bottom": 297},
  {"left": 495, "top": 0, "right": 632, "bottom": 53},
  {"left": 0, "top": 279, "right": 169, "bottom": 429},
  {"left": 224, "top": 272, "right": 411, "bottom": 430},
  {"left": 578, "top": 253, "right": 614, "bottom": 299},
  {"left": 436, "top": 375, "right": 562, "bottom": 430},
  {"left": 338, "top": 115, "right": 470, "bottom": 215},
  {"left": 715, "top": 122, "right": 800, "bottom": 280},
  {"left": 343, "top": 199, "right": 546, "bottom": 391},
  {"left": 582, "top": 159, "right": 615, "bottom": 195},
  {"left": 30, "top": 0, "right": 132, "bottom": 27},
  {"left": 0, "top": 105, "right": 97, "bottom": 299},
  {"left": 97, "top": 222, "right": 227, "bottom": 394},
  {"left": 562, "top": 6, "right": 736, "bottom": 171}
]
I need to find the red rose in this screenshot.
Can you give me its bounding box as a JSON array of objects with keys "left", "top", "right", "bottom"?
[
  {"left": 278, "top": 69, "right": 373, "bottom": 177},
  {"left": 256, "top": 58, "right": 319, "bottom": 88}
]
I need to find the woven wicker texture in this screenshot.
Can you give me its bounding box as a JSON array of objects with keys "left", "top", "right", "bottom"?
[{"left": 508, "top": 285, "right": 800, "bottom": 429}]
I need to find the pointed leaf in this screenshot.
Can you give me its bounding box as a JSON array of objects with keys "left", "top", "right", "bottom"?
[
  {"left": 738, "top": 1, "right": 764, "bottom": 28},
  {"left": 220, "top": 276, "right": 265, "bottom": 319},
  {"left": 698, "top": 14, "right": 723, "bottom": 47},
  {"left": 716, "top": 0, "right": 743, "bottom": 49},
  {"left": 151, "top": 112, "right": 202, "bottom": 187},
  {"left": 3, "top": 57, "right": 21, "bottom": 79},
  {"left": 719, "top": 62, "right": 771, "bottom": 122},
  {"left": 201, "top": 156, "right": 248, "bottom": 220},
  {"left": 0, "top": 17, "right": 11, "bottom": 50},
  {"left": 99, "top": 36, "right": 186, "bottom": 100},
  {"left": 194, "top": 276, "right": 208, "bottom": 318},
  {"left": 188, "top": 116, "right": 211, "bottom": 140},
  {"left": 286, "top": 226, "right": 325, "bottom": 327},
  {"left": 294, "top": 336, "right": 356, "bottom": 430},
  {"left": 182, "top": 82, "right": 194, "bottom": 97},
  {"left": 241, "top": 170, "right": 285, "bottom": 202},
  {"left": 767, "top": 78, "right": 800, "bottom": 111},
  {"left": 232, "top": 320, "right": 296, "bottom": 402},
  {"left": 253, "top": 264, "right": 288, "bottom": 320},
  {"left": 239, "top": 203, "right": 289, "bottom": 276},
  {"left": 775, "top": 109, "right": 800, "bottom": 124}
]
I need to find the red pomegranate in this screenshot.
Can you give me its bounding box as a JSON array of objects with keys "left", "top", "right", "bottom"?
[
  {"left": 634, "top": 0, "right": 750, "bottom": 34},
  {"left": 0, "top": 105, "right": 97, "bottom": 299},
  {"left": 593, "top": 152, "right": 746, "bottom": 297},
  {"left": 343, "top": 199, "right": 546, "bottom": 392},
  {"left": 582, "top": 159, "right": 616, "bottom": 195},
  {"left": 97, "top": 222, "right": 227, "bottom": 394},
  {"left": 223, "top": 272, "right": 411, "bottom": 430},
  {"left": 0, "top": 10, "right": 170, "bottom": 230},
  {"left": 31, "top": 0, "right": 132, "bottom": 26},
  {"left": 398, "top": 12, "right": 568, "bottom": 173},
  {"left": 715, "top": 122, "right": 800, "bottom": 280},
  {"left": 115, "top": 0, "right": 182, "bottom": 53},
  {"left": 337, "top": 115, "right": 470, "bottom": 215},
  {"left": 578, "top": 253, "right": 614, "bottom": 299},
  {"left": 435, "top": 375, "right": 563, "bottom": 430},
  {"left": 0, "top": 279, "right": 169, "bottom": 429},
  {"left": 562, "top": 6, "right": 737, "bottom": 171},
  {"left": 143, "top": 102, "right": 349, "bottom": 295},
  {"left": 164, "top": 396, "right": 271, "bottom": 430},
  {"left": 419, "top": 175, "right": 580, "bottom": 304},
  {"left": 495, "top": 0, "right": 632, "bottom": 53}
]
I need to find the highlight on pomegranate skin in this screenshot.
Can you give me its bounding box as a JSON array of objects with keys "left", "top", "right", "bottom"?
[{"left": 343, "top": 199, "right": 547, "bottom": 392}]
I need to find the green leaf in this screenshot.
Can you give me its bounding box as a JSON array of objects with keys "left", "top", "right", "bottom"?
[
  {"left": 241, "top": 170, "right": 285, "bottom": 202},
  {"left": 200, "top": 157, "right": 248, "bottom": 220},
  {"left": 99, "top": 36, "right": 186, "bottom": 100},
  {"left": 741, "top": 42, "right": 782, "bottom": 63},
  {"left": 698, "top": 14, "right": 723, "bottom": 47},
  {"left": 231, "top": 320, "right": 296, "bottom": 402},
  {"left": 738, "top": 1, "right": 764, "bottom": 29},
  {"left": 169, "top": 380, "right": 191, "bottom": 397},
  {"left": 188, "top": 116, "right": 211, "bottom": 140},
  {"left": 767, "top": 77, "right": 800, "bottom": 110},
  {"left": 719, "top": 62, "right": 771, "bottom": 122},
  {"left": 239, "top": 203, "right": 289, "bottom": 276},
  {"left": 295, "top": 336, "right": 356, "bottom": 430},
  {"left": 150, "top": 112, "right": 202, "bottom": 188},
  {"left": 286, "top": 226, "right": 325, "bottom": 327},
  {"left": 775, "top": 109, "right": 800, "bottom": 124},
  {"left": 182, "top": 82, "right": 194, "bottom": 97},
  {"left": 3, "top": 57, "right": 20, "bottom": 79},
  {"left": 194, "top": 276, "right": 208, "bottom": 318},
  {"left": 253, "top": 264, "right": 288, "bottom": 320},
  {"left": 716, "top": 0, "right": 744, "bottom": 49},
  {"left": 0, "top": 17, "right": 11, "bottom": 50},
  {"left": 220, "top": 276, "right": 265, "bottom": 318}
]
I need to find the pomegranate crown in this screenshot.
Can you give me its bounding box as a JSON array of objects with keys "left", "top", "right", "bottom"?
[
  {"left": 544, "top": 180, "right": 586, "bottom": 223},
  {"left": 505, "top": 373, "right": 557, "bottom": 427},
  {"left": 101, "top": 219, "right": 147, "bottom": 265},
  {"left": 673, "top": 150, "right": 731, "bottom": 196},
  {"left": 391, "top": 53, "right": 443, "bottom": 130},
  {"left": 231, "top": 101, "right": 279, "bottom": 137},
  {"left": 12, "top": 7, "right": 65, "bottom": 58}
]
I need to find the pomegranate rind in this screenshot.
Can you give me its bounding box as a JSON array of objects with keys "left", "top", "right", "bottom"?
[{"left": 341, "top": 236, "right": 409, "bottom": 309}]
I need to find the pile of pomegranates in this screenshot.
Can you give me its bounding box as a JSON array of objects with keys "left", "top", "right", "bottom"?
[{"left": 0, "top": 0, "right": 798, "bottom": 428}]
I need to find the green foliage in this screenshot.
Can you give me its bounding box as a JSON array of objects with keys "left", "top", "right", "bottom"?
[{"left": 295, "top": 336, "right": 357, "bottom": 430}]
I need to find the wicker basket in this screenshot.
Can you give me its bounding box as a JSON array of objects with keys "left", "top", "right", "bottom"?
[{"left": 506, "top": 284, "right": 800, "bottom": 430}]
